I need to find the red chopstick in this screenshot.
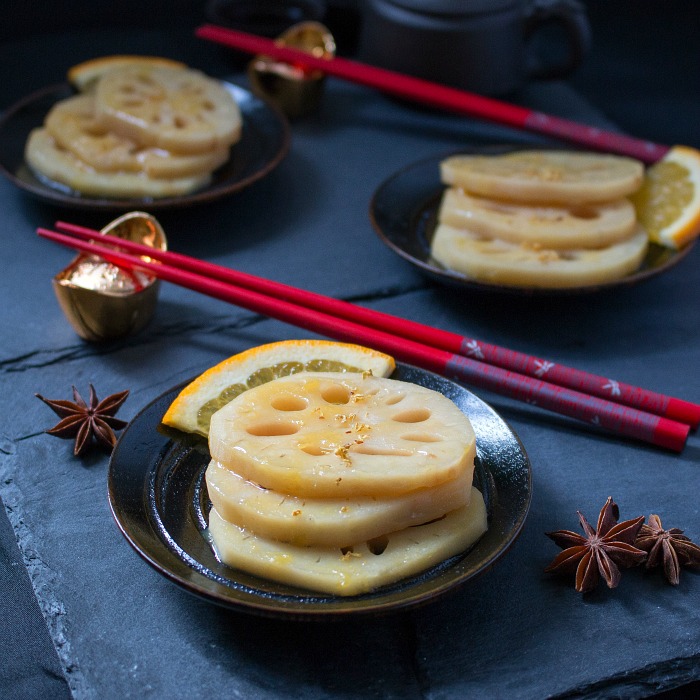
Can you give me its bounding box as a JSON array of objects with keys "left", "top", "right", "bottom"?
[
  {"left": 52, "top": 220, "right": 700, "bottom": 429},
  {"left": 38, "top": 226, "right": 692, "bottom": 452},
  {"left": 195, "top": 24, "right": 670, "bottom": 164}
]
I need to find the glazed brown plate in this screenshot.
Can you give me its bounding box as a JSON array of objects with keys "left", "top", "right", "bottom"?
[
  {"left": 108, "top": 363, "right": 531, "bottom": 619},
  {"left": 369, "top": 148, "right": 696, "bottom": 296},
  {"left": 0, "top": 82, "right": 290, "bottom": 211}
]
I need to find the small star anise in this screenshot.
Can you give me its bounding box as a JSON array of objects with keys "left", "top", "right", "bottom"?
[
  {"left": 635, "top": 514, "right": 700, "bottom": 585},
  {"left": 545, "top": 497, "right": 647, "bottom": 593},
  {"left": 36, "top": 384, "right": 129, "bottom": 457}
]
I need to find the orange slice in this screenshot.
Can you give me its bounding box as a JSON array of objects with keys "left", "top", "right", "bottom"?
[
  {"left": 161, "top": 340, "right": 396, "bottom": 437},
  {"left": 630, "top": 145, "right": 700, "bottom": 249}
]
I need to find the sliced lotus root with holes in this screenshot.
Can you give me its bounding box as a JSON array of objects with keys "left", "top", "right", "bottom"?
[
  {"left": 68, "top": 55, "right": 188, "bottom": 93},
  {"left": 208, "top": 372, "right": 476, "bottom": 498},
  {"left": 438, "top": 187, "right": 638, "bottom": 249},
  {"left": 44, "top": 95, "right": 230, "bottom": 178},
  {"left": 208, "top": 486, "right": 487, "bottom": 596},
  {"left": 94, "top": 65, "right": 242, "bottom": 154},
  {"left": 25, "top": 127, "right": 212, "bottom": 198},
  {"left": 206, "top": 459, "right": 473, "bottom": 548},
  {"left": 431, "top": 223, "right": 649, "bottom": 288},
  {"left": 440, "top": 150, "right": 644, "bottom": 204}
]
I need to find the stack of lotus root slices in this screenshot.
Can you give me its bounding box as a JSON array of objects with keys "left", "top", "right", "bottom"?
[
  {"left": 204, "top": 371, "right": 488, "bottom": 596},
  {"left": 25, "top": 56, "right": 242, "bottom": 198},
  {"left": 432, "top": 150, "right": 650, "bottom": 288}
]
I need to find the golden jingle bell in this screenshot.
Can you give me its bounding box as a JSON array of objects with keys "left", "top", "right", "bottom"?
[
  {"left": 247, "top": 21, "right": 336, "bottom": 118},
  {"left": 52, "top": 211, "right": 167, "bottom": 342}
]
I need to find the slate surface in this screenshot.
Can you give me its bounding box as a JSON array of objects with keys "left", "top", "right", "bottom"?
[{"left": 1, "top": 25, "right": 699, "bottom": 700}]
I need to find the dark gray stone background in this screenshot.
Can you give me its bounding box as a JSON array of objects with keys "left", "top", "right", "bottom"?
[{"left": 1, "top": 2, "right": 698, "bottom": 699}]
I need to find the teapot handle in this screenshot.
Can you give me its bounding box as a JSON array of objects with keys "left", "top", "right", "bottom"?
[{"left": 525, "top": 0, "right": 592, "bottom": 80}]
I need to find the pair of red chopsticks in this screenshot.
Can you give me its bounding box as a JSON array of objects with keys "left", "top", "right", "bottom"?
[
  {"left": 195, "top": 24, "right": 670, "bottom": 164},
  {"left": 38, "top": 223, "right": 699, "bottom": 452}
]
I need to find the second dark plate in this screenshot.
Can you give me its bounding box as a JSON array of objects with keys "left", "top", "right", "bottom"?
[
  {"left": 0, "top": 81, "right": 290, "bottom": 211},
  {"left": 369, "top": 148, "right": 695, "bottom": 295},
  {"left": 108, "top": 363, "right": 531, "bottom": 619}
]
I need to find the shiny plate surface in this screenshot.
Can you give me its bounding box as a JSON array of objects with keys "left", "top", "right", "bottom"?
[
  {"left": 0, "top": 82, "right": 289, "bottom": 211},
  {"left": 108, "top": 363, "right": 531, "bottom": 619},
  {"left": 370, "top": 148, "right": 695, "bottom": 295}
]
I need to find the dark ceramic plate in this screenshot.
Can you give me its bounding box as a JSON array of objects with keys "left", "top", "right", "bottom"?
[
  {"left": 369, "top": 148, "right": 696, "bottom": 295},
  {"left": 108, "top": 364, "right": 531, "bottom": 619},
  {"left": 0, "top": 82, "right": 290, "bottom": 211}
]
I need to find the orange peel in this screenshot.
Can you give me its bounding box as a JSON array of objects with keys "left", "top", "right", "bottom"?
[
  {"left": 631, "top": 145, "right": 700, "bottom": 249},
  {"left": 162, "top": 340, "right": 396, "bottom": 437}
]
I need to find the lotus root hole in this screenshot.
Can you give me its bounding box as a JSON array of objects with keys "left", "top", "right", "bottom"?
[
  {"left": 367, "top": 535, "right": 389, "bottom": 555},
  {"left": 353, "top": 445, "right": 413, "bottom": 457},
  {"left": 392, "top": 408, "right": 431, "bottom": 423},
  {"left": 320, "top": 383, "right": 351, "bottom": 405},
  {"left": 246, "top": 421, "right": 300, "bottom": 437},
  {"left": 401, "top": 432, "right": 441, "bottom": 443},
  {"left": 270, "top": 394, "right": 308, "bottom": 412},
  {"left": 300, "top": 444, "right": 326, "bottom": 456},
  {"left": 569, "top": 206, "right": 599, "bottom": 220},
  {"left": 384, "top": 393, "right": 405, "bottom": 405}
]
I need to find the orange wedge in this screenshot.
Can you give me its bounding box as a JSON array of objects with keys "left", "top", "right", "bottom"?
[
  {"left": 630, "top": 145, "right": 700, "bottom": 249},
  {"left": 161, "top": 340, "right": 396, "bottom": 437}
]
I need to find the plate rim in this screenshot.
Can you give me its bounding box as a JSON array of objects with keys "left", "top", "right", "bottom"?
[
  {"left": 369, "top": 147, "right": 696, "bottom": 296},
  {"left": 107, "top": 363, "right": 532, "bottom": 619},
  {"left": 0, "top": 80, "right": 290, "bottom": 211}
]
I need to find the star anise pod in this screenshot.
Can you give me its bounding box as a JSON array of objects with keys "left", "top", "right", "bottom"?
[
  {"left": 36, "top": 384, "right": 129, "bottom": 457},
  {"left": 545, "top": 497, "right": 647, "bottom": 593},
  {"left": 635, "top": 514, "right": 700, "bottom": 585}
]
